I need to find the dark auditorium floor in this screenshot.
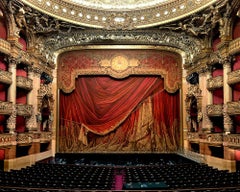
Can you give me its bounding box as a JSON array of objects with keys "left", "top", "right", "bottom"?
[{"left": 0, "top": 153, "right": 240, "bottom": 192}]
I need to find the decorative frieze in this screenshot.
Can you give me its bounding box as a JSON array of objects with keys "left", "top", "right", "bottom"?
[
  {"left": 0, "top": 133, "right": 17, "bottom": 147},
  {"left": 16, "top": 133, "right": 33, "bottom": 145},
  {"left": 227, "top": 101, "right": 240, "bottom": 115},
  {"left": 204, "top": 133, "right": 223, "bottom": 145},
  {"left": 16, "top": 76, "right": 33, "bottom": 90},
  {"left": 229, "top": 37, "right": 240, "bottom": 55},
  {"left": 223, "top": 134, "right": 240, "bottom": 148},
  {"left": 207, "top": 76, "right": 223, "bottom": 91},
  {"left": 0, "top": 70, "right": 12, "bottom": 84},
  {"left": 16, "top": 104, "right": 33, "bottom": 117},
  {"left": 0, "top": 39, "right": 11, "bottom": 55},
  {"left": 227, "top": 69, "right": 240, "bottom": 85},
  {"left": 206, "top": 104, "right": 223, "bottom": 116},
  {"left": 40, "top": 131, "right": 52, "bottom": 143},
  {"left": 187, "top": 132, "right": 199, "bottom": 143},
  {"left": 0, "top": 101, "right": 13, "bottom": 115}
]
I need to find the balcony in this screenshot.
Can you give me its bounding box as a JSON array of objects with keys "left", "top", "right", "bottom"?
[
  {"left": 16, "top": 133, "right": 33, "bottom": 145},
  {"left": 40, "top": 131, "right": 52, "bottom": 143},
  {"left": 206, "top": 104, "right": 223, "bottom": 116},
  {"left": 16, "top": 104, "right": 33, "bottom": 117},
  {"left": 227, "top": 101, "right": 240, "bottom": 115},
  {"left": 0, "top": 133, "right": 16, "bottom": 147},
  {"left": 229, "top": 37, "right": 240, "bottom": 55},
  {"left": 207, "top": 76, "right": 223, "bottom": 91},
  {"left": 187, "top": 132, "right": 199, "bottom": 143},
  {"left": 223, "top": 134, "right": 240, "bottom": 148},
  {"left": 0, "top": 38, "right": 11, "bottom": 55},
  {"left": 0, "top": 70, "right": 12, "bottom": 84},
  {"left": 227, "top": 69, "right": 240, "bottom": 85},
  {"left": 0, "top": 101, "right": 13, "bottom": 115},
  {"left": 16, "top": 76, "right": 33, "bottom": 91},
  {"left": 204, "top": 133, "right": 223, "bottom": 146}
]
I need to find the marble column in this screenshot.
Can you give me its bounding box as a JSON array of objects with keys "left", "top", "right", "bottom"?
[
  {"left": 223, "top": 59, "right": 233, "bottom": 134},
  {"left": 7, "top": 61, "right": 17, "bottom": 133}
]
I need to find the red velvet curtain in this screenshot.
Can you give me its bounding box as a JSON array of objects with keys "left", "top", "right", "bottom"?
[
  {"left": 60, "top": 76, "right": 163, "bottom": 135},
  {"left": 59, "top": 75, "right": 180, "bottom": 152}
]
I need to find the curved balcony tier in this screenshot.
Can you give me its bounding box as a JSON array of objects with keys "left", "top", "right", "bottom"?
[
  {"left": 207, "top": 76, "right": 223, "bottom": 91},
  {"left": 227, "top": 101, "right": 240, "bottom": 115},
  {"left": 16, "top": 76, "right": 33, "bottom": 91},
  {"left": 0, "top": 101, "right": 13, "bottom": 115},
  {"left": 223, "top": 134, "right": 240, "bottom": 148},
  {"left": 16, "top": 104, "right": 33, "bottom": 117},
  {"left": 228, "top": 69, "right": 240, "bottom": 85},
  {"left": 229, "top": 37, "right": 240, "bottom": 55},
  {"left": 0, "top": 70, "right": 12, "bottom": 84},
  {"left": 206, "top": 104, "right": 223, "bottom": 116}
]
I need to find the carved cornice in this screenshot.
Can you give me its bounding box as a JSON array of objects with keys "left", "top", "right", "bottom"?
[
  {"left": 0, "top": 39, "right": 11, "bottom": 55},
  {"left": 0, "top": 101, "right": 13, "bottom": 115},
  {"left": 228, "top": 69, "right": 240, "bottom": 85},
  {"left": 229, "top": 37, "right": 240, "bottom": 55},
  {"left": 0, "top": 133, "right": 17, "bottom": 147},
  {"left": 21, "top": 0, "right": 218, "bottom": 30},
  {"left": 223, "top": 134, "right": 240, "bottom": 148},
  {"left": 16, "top": 76, "right": 33, "bottom": 90},
  {"left": 206, "top": 104, "right": 223, "bottom": 116},
  {"left": 227, "top": 101, "right": 240, "bottom": 115},
  {"left": 16, "top": 104, "right": 33, "bottom": 117},
  {"left": 207, "top": 76, "right": 223, "bottom": 91},
  {"left": 0, "top": 70, "right": 12, "bottom": 84}
]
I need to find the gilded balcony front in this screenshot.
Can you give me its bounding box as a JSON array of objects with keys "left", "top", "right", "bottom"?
[
  {"left": 0, "top": 133, "right": 17, "bottom": 147},
  {"left": 227, "top": 69, "right": 240, "bottom": 85},
  {"left": 16, "top": 133, "right": 33, "bottom": 145},
  {"left": 0, "top": 38, "right": 11, "bottom": 55},
  {"left": 16, "top": 76, "right": 33, "bottom": 90},
  {"left": 16, "top": 104, "right": 33, "bottom": 117},
  {"left": 0, "top": 101, "right": 13, "bottom": 115},
  {"left": 227, "top": 101, "right": 240, "bottom": 115},
  {"left": 206, "top": 104, "right": 223, "bottom": 116},
  {"left": 229, "top": 37, "right": 240, "bottom": 55},
  {"left": 223, "top": 134, "right": 240, "bottom": 148},
  {"left": 40, "top": 131, "right": 52, "bottom": 143},
  {"left": 207, "top": 76, "right": 223, "bottom": 91},
  {"left": 187, "top": 132, "right": 199, "bottom": 143},
  {"left": 0, "top": 70, "right": 12, "bottom": 84},
  {"left": 204, "top": 133, "right": 223, "bottom": 146}
]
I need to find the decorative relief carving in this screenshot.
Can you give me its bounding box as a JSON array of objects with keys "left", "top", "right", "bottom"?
[
  {"left": 26, "top": 110, "right": 38, "bottom": 131},
  {"left": 7, "top": 105, "right": 16, "bottom": 133},
  {"left": 229, "top": 37, "right": 240, "bottom": 55},
  {"left": 207, "top": 76, "right": 223, "bottom": 90},
  {"left": 16, "top": 76, "right": 33, "bottom": 90},
  {"left": 16, "top": 104, "right": 33, "bottom": 117},
  {"left": 0, "top": 38, "right": 11, "bottom": 55},
  {"left": 0, "top": 134, "right": 17, "bottom": 147},
  {"left": 227, "top": 101, "right": 240, "bottom": 115},
  {"left": 0, "top": 70, "right": 12, "bottom": 84},
  {"left": 206, "top": 104, "right": 223, "bottom": 116},
  {"left": 0, "top": 101, "right": 13, "bottom": 115},
  {"left": 223, "top": 134, "right": 240, "bottom": 147},
  {"left": 223, "top": 104, "right": 233, "bottom": 133},
  {"left": 40, "top": 131, "right": 52, "bottom": 143},
  {"left": 228, "top": 69, "right": 240, "bottom": 85},
  {"left": 16, "top": 133, "right": 33, "bottom": 145},
  {"left": 187, "top": 132, "right": 199, "bottom": 143},
  {"left": 204, "top": 133, "right": 223, "bottom": 145}
]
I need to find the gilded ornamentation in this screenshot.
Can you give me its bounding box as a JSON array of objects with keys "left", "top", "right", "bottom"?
[
  {"left": 0, "top": 133, "right": 17, "bottom": 147},
  {"left": 204, "top": 133, "right": 223, "bottom": 145},
  {"left": 0, "top": 38, "right": 11, "bottom": 55},
  {"left": 40, "top": 131, "right": 52, "bottom": 142},
  {"left": 26, "top": 109, "right": 38, "bottom": 131},
  {"left": 229, "top": 38, "right": 240, "bottom": 55},
  {"left": 223, "top": 134, "right": 240, "bottom": 147},
  {"left": 206, "top": 104, "right": 223, "bottom": 116},
  {"left": 0, "top": 70, "right": 12, "bottom": 84},
  {"left": 228, "top": 69, "right": 240, "bottom": 85},
  {"left": 0, "top": 101, "right": 13, "bottom": 115},
  {"left": 16, "top": 104, "right": 33, "bottom": 117},
  {"left": 16, "top": 133, "right": 33, "bottom": 145},
  {"left": 227, "top": 101, "right": 240, "bottom": 115},
  {"left": 223, "top": 104, "right": 233, "bottom": 133},
  {"left": 7, "top": 105, "right": 17, "bottom": 133},
  {"left": 16, "top": 76, "right": 33, "bottom": 90},
  {"left": 58, "top": 49, "right": 182, "bottom": 93},
  {"left": 207, "top": 76, "right": 223, "bottom": 90}
]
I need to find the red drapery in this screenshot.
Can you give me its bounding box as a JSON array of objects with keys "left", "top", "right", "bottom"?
[{"left": 59, "top": 76, "right": 180, "bottom": 152}]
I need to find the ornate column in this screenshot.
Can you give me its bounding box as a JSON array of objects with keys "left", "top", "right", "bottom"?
[
  {"left": 205, "top": 69, "right": 213, "bottom": 132},
  {"left": 26, "top": 67, "right": 41, "bottom": 132},
  {"left": 223, "top": 58, "right": 233, "bottom": 134},
  {"left": 7, "top": 59, "right": 17, "bottom": 133}
]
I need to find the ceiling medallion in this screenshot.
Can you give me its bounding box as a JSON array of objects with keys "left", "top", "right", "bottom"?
[{"left": 21, "top": 0, "right": 218, "bottom": 30}]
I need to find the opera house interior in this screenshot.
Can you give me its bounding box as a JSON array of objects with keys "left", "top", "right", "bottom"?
[{"left": 0, "top": 0, "right": 240, "bottom": 191}]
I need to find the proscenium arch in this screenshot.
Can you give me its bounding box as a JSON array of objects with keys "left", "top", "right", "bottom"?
[{"left": 56, "top": 45, "right": 184, "bottom": 152}]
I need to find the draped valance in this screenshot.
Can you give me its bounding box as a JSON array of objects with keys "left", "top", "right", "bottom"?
[{"left": 58, "top": 49, "right": 182, "bottom": 93}]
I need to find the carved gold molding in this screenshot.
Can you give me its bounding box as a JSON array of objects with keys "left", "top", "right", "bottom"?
[
  {"left": 227, "top": 69, "right": 240, "bottom": 85},
  {"left": 16, "top": 104, "right": 33, "bottom": 117},
  {"left": 223, "top": 134, "right": 240, "bottom": 148},
  {"left": 203, "top": 133, "right": 223, "bottom": 145},
  {"left": 0, "top": 70, "right": 12, "bottom": 85},
  {"left": 0, "top": 39, "right": 11, "bottom": 55},
  {"left": 21, "top": 0, "right": 218, "bottom": 30},
  {"left": 206, "top": 104, "right": 223, "bottom": 116},
  {"left": 229, "top": 37, "right": 240, "bottom": 55},
  {"left": 227, "top": 101, "right": 240, "bottom": 115},
  {"left": 207, "top": 76, "right": 223, "bottom": 91},
  {"left": 16, "top": 76, "right": 33, "bottom": 90},
  {"left": 0, "top": 101, "right": 13, "bottom": 115},
  {"left": 0, "top": 134, "right": 17, "bottom": 147}
]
